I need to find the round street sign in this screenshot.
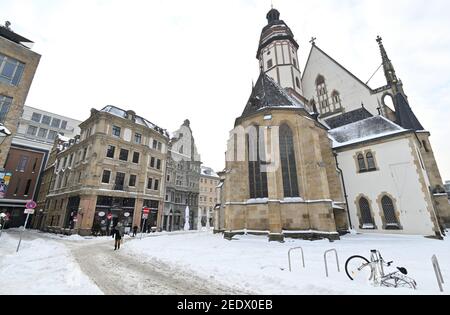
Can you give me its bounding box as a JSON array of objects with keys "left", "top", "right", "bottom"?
[
  {"left": 26, "top": 200, "right": 37, "bottom": 209},
  {"left": 98, "top": 212, "right": 106, "bottom": 217},
  {"left": 143, "top": 208, "right": 150, "bottom": 215},
  {"left": 124, "top": 212, "right": 130, "bottom": 218}
]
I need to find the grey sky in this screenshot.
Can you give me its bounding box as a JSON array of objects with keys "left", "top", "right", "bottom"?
[{"left": 2, "top": 0, "right": 450, "bottom": 179}]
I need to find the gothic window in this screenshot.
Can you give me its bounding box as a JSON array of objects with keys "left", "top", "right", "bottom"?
[
  {"left": 331, "top": 90, "right": 342, "bottom": 111},
  {"left": 366, "top": 152, "right": 376, "bottom": 170},
  {"left": 315, "top": 75, "right": 330, "bottom": 114},
  {"left": 381, "top": 196, "right": 400, "bottom": 229},
  {"left": 279, "top": 124, "right": 299, "bottom": 198},
  {"left": 357, "top": 154, "right": 367, "bottom": 172},
  {"left": 247, "top": 126, "right": 268, "bottom": 199},
  {"left": 359, "top": 197, "right": 375, "bottom": 229}
]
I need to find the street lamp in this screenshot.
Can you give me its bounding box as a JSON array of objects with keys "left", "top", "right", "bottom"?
[{"left": 0, "top": 123, "right": 11, "bottom": 145}]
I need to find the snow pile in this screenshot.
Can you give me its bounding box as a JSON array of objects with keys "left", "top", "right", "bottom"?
[
  {"left": 125, "top": 232, "right": 450, "bottom": 295},
  {"left": 0, "top": 233, "right": 102, "bottom": 295}
]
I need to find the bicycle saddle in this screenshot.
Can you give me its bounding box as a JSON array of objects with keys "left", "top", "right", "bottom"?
[{"left": 397, "top": 267, "right": 408, "bottom": 275}]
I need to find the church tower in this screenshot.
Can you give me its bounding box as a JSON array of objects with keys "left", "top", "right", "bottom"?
[
  {"left": 377, "top": 36, "right": 450, "bottom": 228},
  {"left": 257, "top": 8, "right": 303, "bottom": 96}
]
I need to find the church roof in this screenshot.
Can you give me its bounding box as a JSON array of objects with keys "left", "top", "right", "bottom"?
[
  {"left": 302, "top": 44, "right": 377, "bottom": 93},
  {"left": 257, "top": 9, "right": 299, "bottom": 58},
  {"left": 329, "top": 116, "right": 409, "bottom": 149},
  {"left": 239, "top": 71, "right": 305, "bottom": 120},
  {"left": 393, "top": 93, "right": 424, "bottom": 131},
  {"left": 325, "top": 107, "right": 373, "bottom": 129}
]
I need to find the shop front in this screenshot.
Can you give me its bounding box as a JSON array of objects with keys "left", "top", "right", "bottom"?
[
  {"left": 93, "top": 196, "right": 135, "bottom": 236},
  {"left": 141, "top": 200, "right": 159, "bottom": 233}
]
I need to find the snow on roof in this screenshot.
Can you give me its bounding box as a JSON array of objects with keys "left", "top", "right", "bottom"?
[
  {"left": 201, "top": 166, "right": 219, "bottom": 178},
  {"left": 101, "top": 105, "right": 169, "bottom": 137},
  {"left": 57, "top": 134, "right": 71, "bottom": 143},
  {"left": 329, "top": 116, "right": 407, "bottom": 148}
]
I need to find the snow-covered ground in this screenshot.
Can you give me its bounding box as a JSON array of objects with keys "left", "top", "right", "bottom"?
[
  {"left": 124, "top": 232, "right": 450, "bottom": 295},
  {"left": 1, "top": 229, "right": 448, "bottom": 295},
  {"left": 0, "top": 232, "right": 102, "bottom": 295}
]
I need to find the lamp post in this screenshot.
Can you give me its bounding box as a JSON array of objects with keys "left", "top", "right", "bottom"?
[
  {"left": 0, "top": 123, "right": 12, "bottom": 171},
  {"left": 0, "top": 123, "right": 11, "bottom": 145}
]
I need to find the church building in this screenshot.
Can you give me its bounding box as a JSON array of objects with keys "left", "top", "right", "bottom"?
[{"left": 221, "top": 8, "right": 449, "bottom": 241}]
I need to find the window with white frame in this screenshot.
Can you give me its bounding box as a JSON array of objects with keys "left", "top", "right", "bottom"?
[
  {"left": 31, "top": 112, "right": 42, "bottom": 123},
  {"left": 0, "top": 53, "right": 25, "bottom": 86}
]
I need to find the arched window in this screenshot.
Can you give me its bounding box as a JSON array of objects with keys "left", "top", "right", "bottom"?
[
  {"left": 247, "top": 126, "right": 268, "bottom": 199},
  {"left": 381, "top": 196, "right": 399, "bottom": 228},
  {"left": 279, "top": 124, "right": 299, "bottom": 198},
  {"left": 295, "top": 77, "right": 301, "bottom": 89},
  {"left": 366, "top": 152, "right": 376, "bottom": 170},
  {"left": 357, "top": 154, "right": 367, "bottom": 172},
  {"left": 359, "top": 197, "right": 375, "bottom": 228},
  {"left": 331, "top": 90, "right": 342, "bottom": 111},
  {"left": 315, "top": 75, "right": 330, "bottom": 114}
]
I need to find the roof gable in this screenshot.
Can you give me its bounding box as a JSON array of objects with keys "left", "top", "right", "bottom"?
[{"left": 302, "top": 45, "right": 375, "bottom": 93}]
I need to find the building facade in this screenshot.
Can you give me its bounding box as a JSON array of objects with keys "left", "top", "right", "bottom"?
[
  {"left": 0, "top": 106, "right": 81, "bottom": 228},
  {"left": 221, "top": 8, "right": 448, "bottom": 241},
  {"left": 0, "top": 23, "right": 40, "bottom": 168},
  {"left": 163, "top": 120, "right": 201, "bottom": 231},
  {"left": 41, "top": 106, "right": 169, "bottom": 236},
  {"left": 14, "top": 105, "right": 81, "bottom": 152},
  {"left": 199, "top": 166, "right": 220, "bottom": 229}
]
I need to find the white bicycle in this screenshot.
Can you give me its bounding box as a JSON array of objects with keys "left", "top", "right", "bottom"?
[{"left": 345, "top": 250, "right": 417, "bottom": 290}]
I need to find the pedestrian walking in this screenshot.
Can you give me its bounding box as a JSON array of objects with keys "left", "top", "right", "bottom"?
[
  {"left": 133, "top": 225, "right": 138, "bottom": 237},
  {"left": 113, "top": 223, "right": 124, "bottom": 251}
]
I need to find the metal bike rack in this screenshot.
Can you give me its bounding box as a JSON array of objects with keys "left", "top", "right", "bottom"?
[
  {"left": 324, "top": 249, "right": 340, "bottom": 278},
  {"left": 432, "top": 255, "right": 444, "bottom": 292},
  {"left": 288, "top": 247, "right": 305, "bottom": 272}
]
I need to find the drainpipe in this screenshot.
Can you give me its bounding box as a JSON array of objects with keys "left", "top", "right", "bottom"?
[{"left": 334, "top": 152, "right": 352, "bottom": 230}]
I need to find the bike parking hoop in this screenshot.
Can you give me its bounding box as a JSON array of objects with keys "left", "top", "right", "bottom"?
[
  {"left": 288, "top": 247, "right": 305, "bottom": 272},
  {"left": 432, "top": 255, "right": 444, "bottom": 292},
  {"left": 324, "top": 249, "right": 340, "bottom": 278}
]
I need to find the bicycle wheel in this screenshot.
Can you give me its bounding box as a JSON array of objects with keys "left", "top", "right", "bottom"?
[{"left": 345, "top": 256, "right": 371, "bottom": 282}]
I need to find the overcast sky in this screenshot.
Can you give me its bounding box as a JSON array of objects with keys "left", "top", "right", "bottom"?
[{"left": 2, "top": 0, "right": 450, "bottom": 179}]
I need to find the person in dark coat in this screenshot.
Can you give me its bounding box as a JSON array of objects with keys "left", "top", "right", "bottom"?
[
  {"left": 133, "top": 226, "right": 138, "bottom": 237},
  {"left": 113, "top": 224, "right": 124, "bottom": 250}
]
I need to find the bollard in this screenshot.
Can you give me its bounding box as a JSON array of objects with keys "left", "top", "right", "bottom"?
[
  {"left": 432, "top": 255, "right": 444, "bottom": 292},
  {"left": 288, "top": 247, "right": 305, "bottom": 272},
  {"left": 324, "top": 249, "right": 340, "bottom": 278}
]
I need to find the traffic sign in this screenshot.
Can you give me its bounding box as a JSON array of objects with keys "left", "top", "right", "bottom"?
[
  {"left": 24, "top": 209, "right": 35, "bottom": 215},
  {"left": 124, "top": 212, "right": 130, "bottom": 218},
  {"left": 26, "top": 201, "right": 37, "bottom": 209},
  {"left": 143, "top": 208, "right": 150, "bottom": 214}
]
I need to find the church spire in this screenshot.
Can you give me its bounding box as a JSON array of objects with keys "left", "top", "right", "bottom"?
[
  {"left": 377, "top": 36, "right": 399, "bottom": 92},
  {"left": 377, "top": 36, "right": 424, "bottom": 131}
]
